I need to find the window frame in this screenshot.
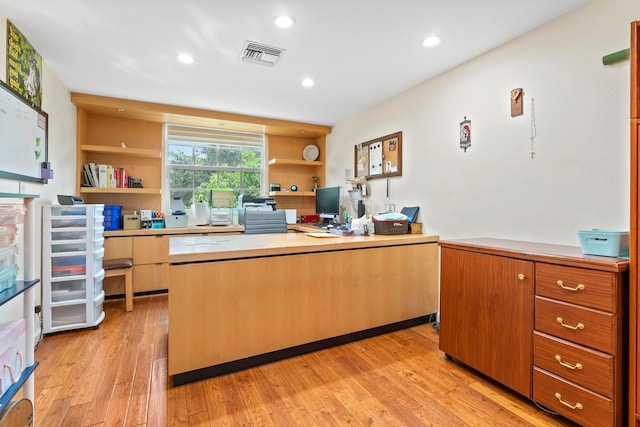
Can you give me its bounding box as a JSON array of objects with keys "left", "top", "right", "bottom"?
[{"left": 164, "top": 124, "right": 266, "bottom": 211}]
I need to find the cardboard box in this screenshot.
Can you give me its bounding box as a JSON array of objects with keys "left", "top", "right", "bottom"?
[{"left": 123, "top": 214, "right": 140, "bottom": 230}]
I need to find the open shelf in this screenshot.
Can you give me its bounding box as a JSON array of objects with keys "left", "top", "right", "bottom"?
[
  {"left": 0, "top": 280, "right": 39, "bottom": 308},
  {"left": 79, "top": 187, "right": 161, "bottom": 195},
  {"left": 268, "top": 158, "right": 323, "bottom": 167},
  {"left": 81, "top": 144, "right": 161, "bottom": 159},
  {"left": 268, "top": 191, "right": 316, "bottom": 197}
]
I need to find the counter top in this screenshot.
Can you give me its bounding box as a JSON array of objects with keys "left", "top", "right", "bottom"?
[
  {"left": 169, "top": 233, "right": 439, "bottom": 264},
  {"left": 439, "top": 237, "right": 629, "bottom": 272}
]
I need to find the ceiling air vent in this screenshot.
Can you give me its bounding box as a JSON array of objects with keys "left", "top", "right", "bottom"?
[{"left": 240, "top": 41, "right": 285, "bottom": 66}]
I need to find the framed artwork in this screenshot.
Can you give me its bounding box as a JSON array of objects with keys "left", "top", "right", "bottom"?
[{"left": 354, "top": 131, "right": 402, "bottom": 180}]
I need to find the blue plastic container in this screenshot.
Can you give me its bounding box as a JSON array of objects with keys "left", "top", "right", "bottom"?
[
  {"left": 103, "top": 205, "right": 122, "bottom": 231},
  {"left": 577, "top": 229, "right": 629, "bottom": 257}
]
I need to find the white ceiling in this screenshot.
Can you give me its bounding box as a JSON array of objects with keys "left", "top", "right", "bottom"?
[{"left": 0, "top": 0, "right": 590, "bottom": 126}]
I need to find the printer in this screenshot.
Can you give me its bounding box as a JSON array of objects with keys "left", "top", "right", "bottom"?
[{"left": 238, "top": 195, "right": 276, "bottom": 224}]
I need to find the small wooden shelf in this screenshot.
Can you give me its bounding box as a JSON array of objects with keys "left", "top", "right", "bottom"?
[
  {"left": 81, "top": 144, "right": 161, "bottom": 159},
  {"left": 268, "top": 158, "right": 323, "bottom": 167},
  {"left": 79, "top": 187, "right": 161, "bottom": 195},
  {"left": 268, "top": 191, "right": 316, "bottom": 197}
]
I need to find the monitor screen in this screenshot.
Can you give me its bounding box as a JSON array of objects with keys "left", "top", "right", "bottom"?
[{"left": 315, "top": 186, "right": 340, "bottom": 219}]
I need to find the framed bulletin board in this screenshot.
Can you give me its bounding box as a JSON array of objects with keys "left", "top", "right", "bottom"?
[{"left": 354, "top": 131, "right": 402, "bottom": 180}]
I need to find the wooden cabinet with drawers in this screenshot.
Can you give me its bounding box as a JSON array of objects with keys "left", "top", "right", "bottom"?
[
  {"left": 533, "top": 263, "right": 625, "bottom": 426},
  {"left": 132, "top": 235, "right": 168, "bottom": 293},
  {"left": 439, "top": 238, "right": 628, "bottom": 427}
]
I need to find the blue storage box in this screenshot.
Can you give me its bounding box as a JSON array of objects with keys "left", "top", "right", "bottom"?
[
  {"left": 577, "top": 229, "right": 629, "bottom": 257},
  {"left": 103, "top": 205, "right": 122, "bottom": 230}
]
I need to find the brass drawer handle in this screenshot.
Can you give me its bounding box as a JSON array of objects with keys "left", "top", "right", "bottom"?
[
  {"left": 556, "top": 280, "right": 585, "bottom": 292},
  {"left": 555, "top": 392, "right": 583, "bottom": 410},
  {"left": 555, "top": 355, "right": 583, "bottom": 370},
  {"left": 556, "top": 317, "right": 584, "bottom": 330},
  {"left": 517, "top": 273, "right": 526, "bottom": 280}
]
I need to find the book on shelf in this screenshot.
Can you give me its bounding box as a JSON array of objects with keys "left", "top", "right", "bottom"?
[{"left": 82, "top": 164, "right": 128, "bottom": 188}]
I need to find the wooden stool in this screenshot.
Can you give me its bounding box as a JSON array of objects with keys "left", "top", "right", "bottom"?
[{"left": 103, "top": 258, "right": 133, "bottom": 312}]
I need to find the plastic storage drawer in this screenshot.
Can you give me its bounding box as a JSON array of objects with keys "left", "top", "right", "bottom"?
[
  {"left": 0, "top": 319, "right": 26, "bottom": 395},
  {"left": 0, "top": 225, "right": 17, "bottom": 248},
  {"left": 51, "top": 254, "right": 87, "bottom": 278},
  {"left": 50, "top": 278, "right": 87, "bottom": 303},
  {"left": 49, "top": 205, "right": 104, "bottom": 217},
  {"left": 0, "top": 243, "right": 18, "bottom": 268},
  {"left": 0, "top": 205, "right": 24, "bottom": 226},
  {"left": 51, "top": 304, "right": 86, "bottom": 328},
  {"left": 0, "top": 264, "right": 19, "bottom": 292}
]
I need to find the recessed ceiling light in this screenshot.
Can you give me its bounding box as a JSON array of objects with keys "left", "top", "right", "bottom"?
[
  {"left": 274, "top": 16, "right": 295, "bottom": 29},
  {"left": 422, "top": 36, "right": 441, "bottom": 48},
  {"left": 301, "top": 78, "right": 314, "bottom": 88},
  {"left": 177, "top": 53, "right": 195, "bottom": 64}
]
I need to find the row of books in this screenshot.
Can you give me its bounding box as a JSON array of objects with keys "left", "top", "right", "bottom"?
[{"left": 82, "top": 163, "right": 129, "bottom": 188}]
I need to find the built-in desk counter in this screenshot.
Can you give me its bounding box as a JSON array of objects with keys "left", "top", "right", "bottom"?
[
  {"left": 103, "top": 225, "right": 243, "bottom": 295},
  {"left": 168, "top": 233, "right": 440, "bottom": 384}
]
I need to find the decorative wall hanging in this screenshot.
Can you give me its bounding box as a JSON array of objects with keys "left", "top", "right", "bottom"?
[
  {"left": 510, "top": 88, "right": 523, "bottom": 116},
  {"left": 459, "top": 117, "right": 471, "bottom": 152},
  {"left": 529, "top": 98, "right": 537, "bottom": 159},
  {"left": 354, "top": 131, "right": 402, "bottom": 180},
  {"left": 6, "top": 21, "right": 42, "bottom": 108}
]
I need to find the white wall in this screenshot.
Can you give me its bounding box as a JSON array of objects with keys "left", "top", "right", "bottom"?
[
  {"left": 0, "top": 15, "right": 77, "bottom": 322},
  {"left": 327, "top": 0, "right": 637, "bottom": 246}
]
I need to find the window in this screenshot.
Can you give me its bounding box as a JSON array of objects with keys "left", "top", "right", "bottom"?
[{"left": 166, "top": 124, "right": 265, "bottom": 208}]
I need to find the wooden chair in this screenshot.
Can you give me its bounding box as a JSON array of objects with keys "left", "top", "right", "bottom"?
[{"left": 103, "top": 258, "right": 133, "bottom": 312}]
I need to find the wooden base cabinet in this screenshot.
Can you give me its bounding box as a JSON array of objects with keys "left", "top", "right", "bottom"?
[
  {"left": 439, "top": 238, "right": 628, "bottom": 426},
  {"left": 439, "top": 244, "right": 534, "bottom": 397}
]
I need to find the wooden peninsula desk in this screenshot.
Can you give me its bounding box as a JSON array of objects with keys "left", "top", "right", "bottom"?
[{"left": 168, "top": 232, "right": 439, "bottom": 385}]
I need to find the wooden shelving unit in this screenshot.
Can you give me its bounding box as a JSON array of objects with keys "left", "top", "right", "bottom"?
[{"left": 72, "top": 93, "right": 332, "bottom": 216}]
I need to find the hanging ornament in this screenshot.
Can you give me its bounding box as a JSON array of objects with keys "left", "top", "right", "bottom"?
[
  {"left": 459, "top": 116, "right": 471, "bottom": 152},
  {"left": 510, "top": 88, "right": 523, "bottom": 116},
  {"left": 529, "top": 98, "right": 536, "bottom": 159}
]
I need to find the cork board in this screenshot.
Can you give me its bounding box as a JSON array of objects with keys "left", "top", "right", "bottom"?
[{"left": 354, "top": 131, "right": 402, "bottom": 180}]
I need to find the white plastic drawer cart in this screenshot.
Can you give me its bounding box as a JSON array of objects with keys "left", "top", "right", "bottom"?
[{"left": 42, "top": 204, "right": 105, "bottom": 334}]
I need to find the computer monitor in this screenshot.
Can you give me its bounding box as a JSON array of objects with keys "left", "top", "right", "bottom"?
[{"left": 315, "top": 186, "right": 340, "bottom": 220}]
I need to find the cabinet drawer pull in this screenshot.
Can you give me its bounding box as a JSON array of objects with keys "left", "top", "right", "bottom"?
[
  {"left": 517, "top": 273, "right": 526, "bottom": 280},
  {"left": 554, "top": 392, "right": 583, "bottom": 410},
  {"left": 555, "top": 355, "right": 583, "bottom": 370},
  {"left": 556, "top": 317, "right": 584, "bottom": 330},
  {"left": 556, "top": 280, "right": 585, "bottom": 292}
]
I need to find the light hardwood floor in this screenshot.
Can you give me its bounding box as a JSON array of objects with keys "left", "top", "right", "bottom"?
[{"left": 32, "top": 295, "right": 577, "bottom": 426}]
